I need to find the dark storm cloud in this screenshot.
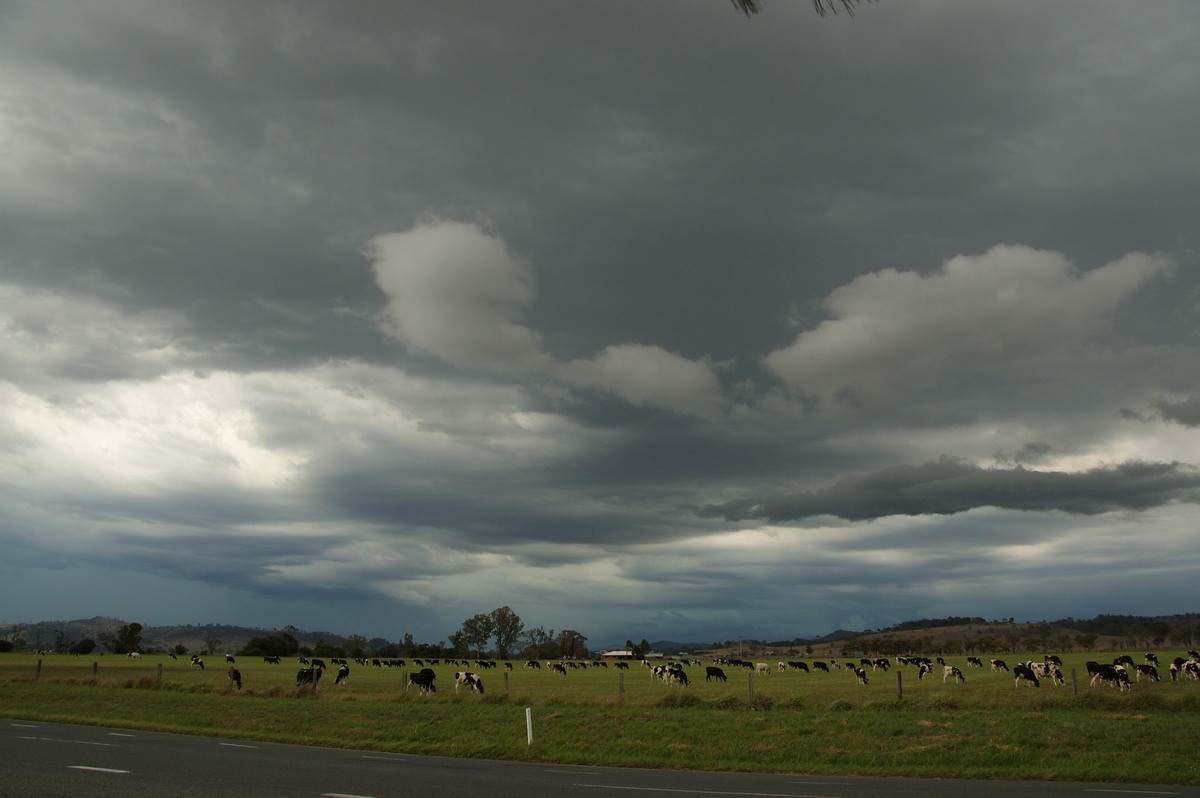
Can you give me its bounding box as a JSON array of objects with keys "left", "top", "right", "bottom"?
[
  {"left": 1155, "top": 396, "right": 1200, "bottom": 428},
  {"left": 701, "top": 459, "right": 1200, "bottom": 523},
  {"left": 2, "top": 1, "right": 1199, "bottom": 643}
]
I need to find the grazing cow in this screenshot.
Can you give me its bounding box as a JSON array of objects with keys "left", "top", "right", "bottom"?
[
  {"left": 613, "top": 662, "right": 629, "bottom": 670},
  {"left": 705, "top": 666, "right": 727, "bottom": 682},
  {"left": 127, "top": 652, "right": 142, "bottom": 659},
  {"left": 225, "top": 654, "right": 236, "bottom": 664},
  {"left": 1134, "top": 664, "right": 1160, "bottom": 683},
  {"left": 524, "top": 660, "right": 541, "bottom": 669},
  {"left": 296, "top": 667, "right": 322, "bottom": 688},
  {"left": 917, "top": 662, "right": 934, "bottom": 680},
  {"left": 990, "top": 659, "right": 1009, "bottom": 672},
  {"left": 787, "top": 661, "right": 810, "bottom": 673},
  {"left": 812, "top": 661, "right": 830, "bottom": 673},
  {"left": 227, "top": 667, "right": 242, "bottom": 690},
  {"left": 966, "top": 657, "right": 983, "bottom": 668},
  {"left": 190, "top": 656, "right": 205, "bottom": 670},
  {"left": 777, "top": 662, "right": 789, "bottom": 672},
  {"left": 660, "top": 666, "right": 689, "bottom": 687},
  {"left": 1144, "top": 653, "right": 1159, "bottom": 666},
  {"left": 335, "top": 664, "right": 350, "bottom": 685},
  {"left": 549, "top": 663, "right": 568, "bottom": 675},
  {"left": 1090, "top": 664, "right": 1131, "bottom": 691},
  {"left": 264, "top": 656, "right": 281, "bottom": 665},
  {"left": 1013, "top": 663, "right": 1040, "bottom": 687},
  {"left": 455, "top": 672, "right": 484, "bottom": 693},
  {"left": 310, "top": 658, "right": 327, "bottom": 670},
  {"left": 852, "top": 667, "right": 869, "bottom": 685},
  {"left": 407, "top": 668, "right": 437, "bottom": 693},
  {"left": 755, "top": 663, "right": 771, "bottom": 675},
  {"left": 943, "top": 665, "right": 965, "bottom": 684}
]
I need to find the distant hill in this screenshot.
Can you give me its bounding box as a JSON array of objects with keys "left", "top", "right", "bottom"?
[
  {"left": 5, "top": 612, "right": 1195, "bottom": 657},
  {"left": 0, "top": 616, "right": 346, "bottom": 655}
]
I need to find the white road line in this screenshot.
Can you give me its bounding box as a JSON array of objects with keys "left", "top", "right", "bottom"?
[
  {"left": 108, "top": 732, "right": 136, "bottom": 737},
  {"left": 10, "top": 723, "right": 38, "bottom": 728},
  {"left": 1084, "top": 791, "right": 1182, "bottom": 796},
  {"left": 69, "top": 765, "right": 130, "bottom": 774},
  {"left": 321, "top": 793, "right": 377, "bottom": 798},
  {"left": 360, "top": 755, "right": 406, "bottom": 762},
  {"left": 19, "top": 736, "right": 115, "bottom": 747},
  {"left": 219, "top": 742, "right": 258, "bottom": 748},
  {"left": 575, "top": 785, "right": 834, "bottom": 798}
]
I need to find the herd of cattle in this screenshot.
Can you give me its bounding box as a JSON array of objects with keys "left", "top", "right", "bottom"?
[{"left": 140, "top": 649, "right": 1200, "bottom": 695}]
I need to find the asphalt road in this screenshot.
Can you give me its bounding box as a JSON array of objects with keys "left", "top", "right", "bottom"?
[{"left": 5, "top": 718, "right": 1197, "bottom": 798}]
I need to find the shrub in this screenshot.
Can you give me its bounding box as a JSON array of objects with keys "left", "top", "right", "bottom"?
[
  {"left": 659, "top": 691, "right": 703, "bottom": 708},
  {"left": 748, "top": 693, "right": 776, "bottom": 711}
]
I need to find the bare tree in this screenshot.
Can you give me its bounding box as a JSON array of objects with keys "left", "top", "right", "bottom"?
[{"left": 731, "top": 0, "right": 866, "bottom": 17}]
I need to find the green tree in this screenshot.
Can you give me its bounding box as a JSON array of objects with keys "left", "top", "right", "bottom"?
[
  {"left": 313, "top": 639, "right": 346, "bottom": 658},
  {"left": 631, "top": 638, "right": 651, "bottom": 659},
  {"left": 489, "top": 606, "right": 524, "bottom": 660},
  {"left": 69, "top": 638, "right": 97, "bottom": 656},
  {"left": 1147, "top": 621, "right": 1172, "bottom": 647},
  {"left": 1074, "top": 633, "right": 1098, "bottom": 652},
  {"left": 558, "top": 629, "right": 588, "bottom": 659},
  {"left": 459, "top": 613, "right": 495, "bottom": 657},
  {"left": 205, "top": 638, "right": 222, "bottom": 656},
  {"left": 522, "top": 626, "right": 556, "bottom": 659},
  {"left": 239, "top": 631, "right": 299, "bottom": 658},
  {"left": 343, "top": 634, "right": 368, "bottom": 659},
  {"left": 113, "top": 623, "right": 143, "bottom": 655}
]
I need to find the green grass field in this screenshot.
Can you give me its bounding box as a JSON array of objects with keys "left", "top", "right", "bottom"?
[{"left": 3, "top": 651, "right": 1198, "bottom": 784}]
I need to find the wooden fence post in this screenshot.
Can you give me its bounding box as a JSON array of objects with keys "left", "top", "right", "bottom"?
[
  {"left": 748, "top": 671, "right": 754, "bottom": 698},
  {"left": 1071, "top": 668, "right": 1078, "bottom": 696},
  {"left": 35, "top": 660, "right": 42, "bottom": 682},
  {"left": 156, "top": 663, "right": 163, "bottom": 683},
  {"left": 896, "top": 669, "right": 903, "bottom": 700},
  {"left": 92, "top": 661, "right": 98, "bottom": 681}
]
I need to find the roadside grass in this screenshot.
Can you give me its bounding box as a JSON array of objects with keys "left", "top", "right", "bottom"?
[{"left": 2, "top": 651, "right": 1198, "bottom": 784}]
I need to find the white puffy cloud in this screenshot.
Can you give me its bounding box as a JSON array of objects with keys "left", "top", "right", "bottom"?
[
  {"left": 764, "top": 245, "right": 1172, "bottom": 405},
  {"left": 368, "top": 220, "right": 552, "bottom": 375},
  {"left": 559, "top": 344, "right": 724, "bottom": 419},
  {"left": 368, "top": 219, "right": 726, "bottom": 419}
]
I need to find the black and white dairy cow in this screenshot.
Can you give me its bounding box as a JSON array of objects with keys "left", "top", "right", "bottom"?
[
  {"left": 1012, "top": 663, "right": 1040, "bottom": 687},
  {"left": 296, "top": 667, "right": 322, "bottom": 688},
  {"left": 455, "top": 671, "right": 484, "bottom": 693},
  {"left": 408, "top": 668, "right": 437, "bottom": 693}
]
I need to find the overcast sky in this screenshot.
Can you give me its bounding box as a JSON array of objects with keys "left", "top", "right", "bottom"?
[{"left": 2, "top": 0, "right": 1198, "bottom": 649}]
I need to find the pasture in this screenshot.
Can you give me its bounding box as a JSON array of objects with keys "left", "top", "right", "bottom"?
[{"left": 2, "top": 650, "right": 1199, "bottom": 784}]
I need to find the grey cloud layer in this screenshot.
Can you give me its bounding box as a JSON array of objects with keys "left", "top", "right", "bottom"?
[
  {"left": 1, "top": 1, "right": 1198, "bottom": 643},
  {"left": 702, "top": 459, "right": 1200, "bottom": 523}
]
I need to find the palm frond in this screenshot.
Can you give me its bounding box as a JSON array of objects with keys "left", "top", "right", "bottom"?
[{"left": 730, "top": 0, "right": 865, "bottom": 17}]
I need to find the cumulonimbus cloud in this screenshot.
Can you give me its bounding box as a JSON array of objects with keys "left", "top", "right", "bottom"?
[{"left": 699, "top": 457, "right": 1200, "bottom": 522}]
